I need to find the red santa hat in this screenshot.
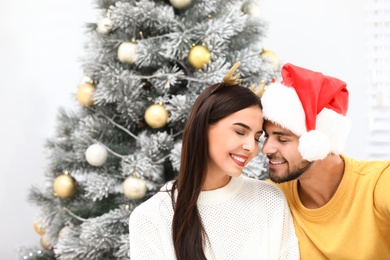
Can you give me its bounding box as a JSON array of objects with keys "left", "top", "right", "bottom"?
[{"left": 261, "top": 63, "right": 350, "bottom": 161}]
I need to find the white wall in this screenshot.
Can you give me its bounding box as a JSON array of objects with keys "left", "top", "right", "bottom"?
[
  {"left": 0, "top": 0, "right": 368, "bottom": 258},
  {"left": 0, "top": 0, "right": 95, "bottom": 258}
]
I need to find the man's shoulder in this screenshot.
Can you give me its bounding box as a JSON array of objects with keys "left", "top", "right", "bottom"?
[
  {"left": 265, "top": 178, "right": 294, "bottom": 189},
  {"left": 343, "top": 155, "right": 390, "bottom": 176}
]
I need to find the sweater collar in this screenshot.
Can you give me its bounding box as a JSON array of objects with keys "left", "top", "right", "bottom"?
[{"left": 197, "top": 175, "right": 243, "bottom": 205}]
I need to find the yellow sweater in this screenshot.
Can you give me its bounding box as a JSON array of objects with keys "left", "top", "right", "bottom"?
[{"left": 272, "top": 155, "right": 390, "bottom": 260}]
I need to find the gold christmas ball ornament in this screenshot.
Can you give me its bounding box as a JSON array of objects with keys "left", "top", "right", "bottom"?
[
  {"left": 53, "top": 173, "right": 77, "bottom": 199},
  {"left": 77, "top": 82, "right": 96, "bottom": 107},
  {"left": 96, "top": 17, "right": 113, "bottom": 34},
  {"left": 241, "top": 1, "right": 261, "bottom": 17},
  {"left": 144, "top": 103, "right": 169, "bottom": 129},
  {"left": 123, "top": 175, "right": 147, "bottom": 200},
  {"left": 169, "top": 0, "right": 192, "bottom": 9},
  {"left": 260, "top": 49, "right": 280, "bottom": 69},
  {"left": 40, "top": 233, "right": 52, "bottom": 250},
  {"left": 188, "top": 45, "right": 211, "bottom": 69},
  {"left": 33, "top": 220, "right": 44, "bottom": 235},
  {"left": 85, "top": 143, "right": 108, "bottom": 167},
  {"left": 118, "top": 42, "right": 138, "bottom": 64}
]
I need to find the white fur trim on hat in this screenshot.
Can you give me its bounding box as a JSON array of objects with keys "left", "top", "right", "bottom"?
[
  {"left": 298, "top": 130, "right": 331, "bottom": 161},
  {"left": 298, "top": 108, "right": 350, "bottom": 161},
  {"left": 262, "top": 83, "right": 351, "bottom": 161},
  {"left": 261, "top": 83, "right": 306, "bottom": 136},
  {"left": 316, "top": 108, "right": 351, "bottom": 155}
]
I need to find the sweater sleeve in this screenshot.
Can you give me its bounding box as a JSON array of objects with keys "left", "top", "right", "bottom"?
[
  {"left": 278, "top": 191, "right": 300, "bottom": 260},
  {"left": 129, "top": 207, "right": 166, "bottom": 260}
]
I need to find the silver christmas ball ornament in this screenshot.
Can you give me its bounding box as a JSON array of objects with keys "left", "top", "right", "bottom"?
[
  {"left": 85, "top": 143, "right": 108, "bottom": 167},
  {"left": 169, "top": 0, "right": 192, "bottom": 9},
  {"left": 96, "top": 17, "right": 113, "bottom": 34},
  {"left": 117, "top": 42, "right": 138, "bottom": 64},
  {"left": 241, "top": 1, "right": 261, "bottom": 17},
  {"left": 122, "top": 175, "right": 147, "bottom": 200}
]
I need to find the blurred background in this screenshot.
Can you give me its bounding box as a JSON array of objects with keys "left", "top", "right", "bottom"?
[{"left": 0, "top": 0, "right": 381, "bottom": 258}]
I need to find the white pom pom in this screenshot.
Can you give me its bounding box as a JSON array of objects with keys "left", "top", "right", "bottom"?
[
  {"left": 298, "top": 130, "right": 331, "bottom": 161},
  {"left": 85, "top": 143, "right": 108, "bottom": 166},
  {"left": 316, "top": 108, "right": 351, "bottom": 155}
]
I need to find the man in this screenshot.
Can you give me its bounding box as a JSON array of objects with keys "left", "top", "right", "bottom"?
[{"left": 261, "top": 63, "right": 390, "bottom": 259}]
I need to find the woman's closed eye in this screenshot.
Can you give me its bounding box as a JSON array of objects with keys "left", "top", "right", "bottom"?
[
  {"left": 235, "top": 130, "right": 262, "bottom": 143},
  {"left": 235, "top": 130, "right": 244, "bottom": 136}
]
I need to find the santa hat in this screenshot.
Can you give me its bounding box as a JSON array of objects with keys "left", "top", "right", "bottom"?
[{"left": 261, "top": 63, "right": 351, "bottom": 161}]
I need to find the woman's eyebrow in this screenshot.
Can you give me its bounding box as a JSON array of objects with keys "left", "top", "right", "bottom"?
[
  {"left": 233, "top": 122, "right": 263, "bottom": 134},
  {"left": 233, "top": 122, "right": 250, "bottom": 130}
]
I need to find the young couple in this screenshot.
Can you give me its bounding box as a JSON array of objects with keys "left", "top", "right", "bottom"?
[{"left": 130, "top": 62, "right": 390, "bottom": 259}]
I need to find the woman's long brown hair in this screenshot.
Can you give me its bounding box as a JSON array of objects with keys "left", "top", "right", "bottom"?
[{"left": 171, "top": 83, "right": 262, "bottom": 260}]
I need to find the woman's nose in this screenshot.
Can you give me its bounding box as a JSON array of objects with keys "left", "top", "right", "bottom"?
[{"left": 243, "top": 139, "right": 258, "bottom": 153}]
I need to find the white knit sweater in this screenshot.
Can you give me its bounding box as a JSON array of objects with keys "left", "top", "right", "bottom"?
[{"left": 129, "top": 175, "right": 299, "bottom": 259}]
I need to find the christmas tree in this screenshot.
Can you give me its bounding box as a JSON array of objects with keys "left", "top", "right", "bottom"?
[{"left": 20, "top": 0, "right": 278, "bottom": 259}]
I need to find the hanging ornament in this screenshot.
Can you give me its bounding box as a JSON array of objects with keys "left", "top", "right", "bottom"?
[
  {"left": 85, "top": 143, "right": 108, "bottom": 167},
  {"left": 40, "top": 233, "right": 52, "bottom": 250},
  {"left": 53, "top": 171, "right": 77, "bottom": 199},
  {"left": 142, "top": 80, "right": 152, "bottom": 89},
  {"left": 137, "top": 121, "right": 146, "bottom": 129},
  {"left": 79, "top": 74, "right": 94, "bottom": 85},
  {"left": 58, "top": 226, "right": 70, "bottom": 240},
  {"left": 118, "top": 42, "right": 138, "bottom": 64},
  {"left": 122, "top": 175, "right": 147, "bottom": 200},
  {"left": 33, "top": 219, "right": 44, "bottom": 235},
  {"left": 96, "top": 14, "right": 113, "bottom": 34},
  {"left": 169, "top": 0, "right": 192, "bottom": 9},
  {"left": 77, "top": 82, "right": 96, "bottom": 107},
  {"left": 144, "top": 103, "right": 169, "bottom": 129},
  {"left": 188, "top": 45, "right": 211, "bottom": 69},
  {"left": 260, "top": 49, "right": 280, "bottom": 69},
  {"left": 241, "top": 1, "right": 261, "bottom": 17}
]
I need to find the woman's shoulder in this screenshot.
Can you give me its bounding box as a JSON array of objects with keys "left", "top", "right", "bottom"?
[
  {"left": 237, "top": 177, "right": 289, "bottom": 216},
  {"left": 241, "top": 176, "right": 286, "bottom": 200},
  {"left": 130, "top": 191, "right": 172, "bottom": 221}
]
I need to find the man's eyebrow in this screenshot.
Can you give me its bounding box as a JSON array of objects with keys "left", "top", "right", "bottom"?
[
  {"left": 271, "top": 131, "right": 292, "bottom": 136},
  {"left": 233, "top": 122, "right": 263, "bottom": 134}
]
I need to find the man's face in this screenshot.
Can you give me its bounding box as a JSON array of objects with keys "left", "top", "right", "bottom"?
[{"left": 262, "top": 121, "right": 312, "bottom": 183}]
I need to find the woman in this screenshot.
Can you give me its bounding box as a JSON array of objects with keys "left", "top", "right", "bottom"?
[{"left": 129, "top": 63, "right": 299, "bottom": 260}]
